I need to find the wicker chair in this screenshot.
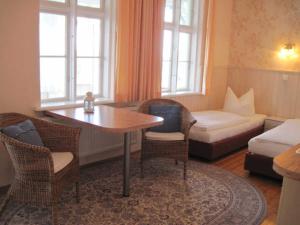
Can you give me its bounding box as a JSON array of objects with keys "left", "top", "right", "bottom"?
[
  {"left": 138, "top": 99, "right": 196, "bottom": 179},
  {"left": 0, "top": 113, "right": 81, "bottom": 225}
]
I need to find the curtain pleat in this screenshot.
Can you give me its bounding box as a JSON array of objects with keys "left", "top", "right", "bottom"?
[
  {"left": 202, "top": 0, "right": 215, "bottom": 95},
  {"left": 115, "top": 0, "right": 165, "bottom": 103}
]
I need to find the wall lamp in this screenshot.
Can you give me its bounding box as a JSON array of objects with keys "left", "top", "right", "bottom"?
[{"left": 278, "top": 43, "right": 298, "bottom": 59}]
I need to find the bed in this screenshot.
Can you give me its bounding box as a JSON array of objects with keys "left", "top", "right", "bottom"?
[
  {"left": 245, "top": 119, "right": 300, "bottom": 179},
  {"left": 189, "top": 110, "right": 266, "bottom": 160}
]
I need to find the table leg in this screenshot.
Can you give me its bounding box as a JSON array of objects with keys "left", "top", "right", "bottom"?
[
  {"left": 277, "top": 177, "right": 300, "bottom": 225},
  {"left": 123, "top": 132, "right": 131, "bottom": 197}
]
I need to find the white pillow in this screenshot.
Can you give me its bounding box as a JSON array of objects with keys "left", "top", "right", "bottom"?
[{"left": 223, "top": 87, "right": 255, "bottom": 116}]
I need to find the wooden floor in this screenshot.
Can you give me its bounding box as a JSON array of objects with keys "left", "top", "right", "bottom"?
[{"left": 209, "top": 148, "right": 282, "bottom": 225}]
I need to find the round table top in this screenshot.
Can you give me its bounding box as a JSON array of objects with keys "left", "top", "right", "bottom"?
[{"left": 273, "top": 144, "right": 300, "bottom": 181}]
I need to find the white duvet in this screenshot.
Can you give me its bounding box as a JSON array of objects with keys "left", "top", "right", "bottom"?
[
  {"left": 191, "top": 111, "right": 250, "bottom": 131},
  {"left": 256, "top": 119, "right": 300, "bottom": 146}
]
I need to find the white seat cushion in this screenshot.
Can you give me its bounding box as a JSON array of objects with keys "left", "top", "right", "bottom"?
[
  {"left": 145, "top": 132, "right": 185, "bottom": 141},
  {"left": 51, "top": 152, "right": 74, "bottom": 173}
]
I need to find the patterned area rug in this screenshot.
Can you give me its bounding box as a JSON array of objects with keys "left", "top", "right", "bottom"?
[{"left": 0, "top": 158, "right": 267, "bottom": 225}]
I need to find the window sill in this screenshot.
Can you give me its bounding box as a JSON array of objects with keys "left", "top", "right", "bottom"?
[
  {"left": 162, "top": 91, "right": 204, "bottom": 98},
  {"left": 35, "top": 98, "right": 114, "bottom": 111}
]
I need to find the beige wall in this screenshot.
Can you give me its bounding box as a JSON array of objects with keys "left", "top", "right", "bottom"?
[
  {"left": 0, "top": 0, "right": 40, "bottom": 186},
  {"left": 229, "top": 0, "right": 300, "bottom": 72},
  {"left": 228, "top": 0, "right": 300, "bottom": 118},
  {"left": 0, "top": 0, "right": 40, "bottom": 115},
  {"left": 228, "top": 68, "right": 300, "bottom": 118}
]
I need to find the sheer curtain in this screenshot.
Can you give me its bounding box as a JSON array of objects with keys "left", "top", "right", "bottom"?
[{"left": 115, "top": 0, "right": 165, "bottom": 103}]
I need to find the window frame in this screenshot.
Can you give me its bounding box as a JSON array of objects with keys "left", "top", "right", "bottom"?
[
  {"left": 39, "top": 0, "right": 116, "bottom": 106},
  {"left": 162, "top": 0, "right": 204, "bottom": 95}
]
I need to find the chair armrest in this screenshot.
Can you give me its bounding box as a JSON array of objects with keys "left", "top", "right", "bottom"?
[
  {"left": 33, "top": 119, "right": 81, "bottom": 158},
  {"left": 182, "top": 112, "right": 197, "bottom": 141},
  {"left": 0, "top": 134, "right": 55, "bottom": 181}
]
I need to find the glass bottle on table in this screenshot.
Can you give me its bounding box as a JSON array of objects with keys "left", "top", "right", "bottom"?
[{"left": 84, "top": 92, "right": 95, "bottom": 113}]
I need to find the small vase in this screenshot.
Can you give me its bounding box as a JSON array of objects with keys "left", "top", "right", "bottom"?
[{"left": 84, "top": 92, "right": 95, "bottom": 113}]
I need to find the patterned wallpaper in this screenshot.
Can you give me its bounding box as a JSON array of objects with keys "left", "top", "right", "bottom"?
[{"left": 229, "top": 0, "right": 300, "bottom": 72}]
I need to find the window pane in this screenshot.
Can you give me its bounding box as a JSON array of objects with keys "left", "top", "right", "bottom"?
[
  {"left": 178, "top": 32, "right": 191, "bottom": 61},
  {"left": 180, "top": 0, "right": 193, "bottom": 26},
  {"left": 77, "top": 17, "right": 100, "bottom": 57},
  {"left": 40, "top": 13, "right": 66, "bottom": 56},
  {"left": 164, "top": 0, "right": 174, "bottom": 23},
  {"left": 163, "top": 30, "right": 173, "bottom": 60},
  {"left": 177, "top": 62, "right": 189, "bottom": 90},
  {"left": 40, "top": 57, "right": 66, "bottom": 99},
  {"left": 77, "top": 58, "right": 100, "bottom": 96},
  {"left": 162, "top": 61, "right": 171, "bottom": 91},
  {"left": 78, "top": 0, "right": 100, "bottom": 8}
]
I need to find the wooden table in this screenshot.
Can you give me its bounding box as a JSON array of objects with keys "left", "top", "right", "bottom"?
[
  {"left": 273, "top": 144, "right": 300, "bottom": 225},
  {"left": 44, "top": 105, "right": 163, "bottom": 197}
]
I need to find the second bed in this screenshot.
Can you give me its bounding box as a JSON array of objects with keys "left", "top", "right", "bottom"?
[{"left": 245, "top": 119, "right": 300, "bottom": 179}]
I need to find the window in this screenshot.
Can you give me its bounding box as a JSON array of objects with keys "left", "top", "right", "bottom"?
[
  {"left": 162, "top": 0, "right": 204, "bottom": 94},
  {"left": 39, "top": 0, "right": 115, "bottom": 105}
]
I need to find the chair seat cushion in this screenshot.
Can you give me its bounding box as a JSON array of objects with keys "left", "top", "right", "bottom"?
[
  {"left": 51, "top": 152, "right": 74, "bottom": 173},
  {"left": 145, "top": 131, "right": 185, "bottom": 141}
]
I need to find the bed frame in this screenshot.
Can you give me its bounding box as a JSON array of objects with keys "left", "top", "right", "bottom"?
[
  {"left": 189, "top": 125, "right": 264, "bottom": 161},
  {"left": 244, "top": 151, "right": 282, "bottom": 180}
]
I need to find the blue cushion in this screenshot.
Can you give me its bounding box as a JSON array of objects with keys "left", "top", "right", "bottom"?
[
  {"left": 148, "top": 104, "right": 181, "bottom": 132},
  {"left": 1, "top": 120, "right": 44, "bottom": 146}
]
